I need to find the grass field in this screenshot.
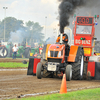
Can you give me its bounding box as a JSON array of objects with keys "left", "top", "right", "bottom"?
[
  {"left": 0, "top": 62, "right": 28, "bottom": 68},
  {"left": 10, "top": 88, "right": 100, "bottom": 100}
]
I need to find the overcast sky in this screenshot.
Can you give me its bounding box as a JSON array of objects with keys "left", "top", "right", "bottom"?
[
  {"left": 0, "top": 0, "right": 100, "bottom": 41},
  {"left": 0, "top": 0, "right": 60, "bottom": 40}
]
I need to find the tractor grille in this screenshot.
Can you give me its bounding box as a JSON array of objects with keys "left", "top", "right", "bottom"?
[
  {"left": 48, "top": 58, "right": 62, "bottom": 63},
  {"left": 50, "top": 51, "right": 58, "bottom": 57}
]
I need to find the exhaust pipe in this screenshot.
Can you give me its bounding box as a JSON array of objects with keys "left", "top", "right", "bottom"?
[{"left": 60, "top": 33, "right": 63, "bottom": 44}]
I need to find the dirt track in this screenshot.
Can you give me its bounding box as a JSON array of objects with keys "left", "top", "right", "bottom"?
[
  {"left": 0, "top": 58, "right": 29, "bottom": 63},
  {"left": 0, "top": 69, "right": 100, "bottom": 100}
]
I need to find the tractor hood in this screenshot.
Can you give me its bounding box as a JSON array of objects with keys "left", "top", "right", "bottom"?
[
  {"left": 48, "top": 44, "right": 65, "bottom": 51},
  {"left": 42, "top": 44, "right": 65, "bottom": 63},
  {"left": 47, "top": 44, "right": 65, "bottom": 61}
]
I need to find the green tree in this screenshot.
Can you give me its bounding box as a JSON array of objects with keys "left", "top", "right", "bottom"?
[
  {"left": 0, "top": 17, "right": 44, "bottom": 43},
  {"left": 0, "top": 17, "right": 25, "bottom": 41},
  {"left": 26, "top": 21, "right": 44, "bottom": 43}
]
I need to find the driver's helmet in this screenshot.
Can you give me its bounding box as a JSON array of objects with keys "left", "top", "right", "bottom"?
[{"left": 62, "top": 33, "right": 68, "bottom": 43}]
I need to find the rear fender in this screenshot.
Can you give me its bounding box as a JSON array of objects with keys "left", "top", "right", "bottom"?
[
  {"left": 87, "top": 61, "right": 95, "bottom": 77},
  {"left": 27, "top": 57, "right": 41, "bottom": 75},
  {"left": 67, "top": 46, "right": 83, "bottom": 62},
  {"left": 42, "top": 44, "right": 51, "bottom": 60},
  {"left": 87, "top": 61, "right": 100, "bottom": 80}
]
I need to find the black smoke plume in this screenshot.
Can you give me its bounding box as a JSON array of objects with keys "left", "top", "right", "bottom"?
[{"left": 58, "top": 0, "right": 99, "bottom": 33}]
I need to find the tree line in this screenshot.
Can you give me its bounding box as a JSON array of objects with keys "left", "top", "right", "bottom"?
[{"left": 0, "top": 17, "right": 44, "bottom": 43}]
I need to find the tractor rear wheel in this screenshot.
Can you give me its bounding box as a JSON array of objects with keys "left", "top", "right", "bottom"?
[
  {"left": 72, "top": 49, "right": 84, "bottom": 80},
  {"left": 36, "top": 62, "right": 43, "bottom": 79},
  {"left": 83, "top": 62, "right": 88, "bottom": 80},
  {"left": 0, "top": 46, "right": 8, "bottom": 58},
  {"left": 65, "top": 65, "right": 72, "bottom": 81}
]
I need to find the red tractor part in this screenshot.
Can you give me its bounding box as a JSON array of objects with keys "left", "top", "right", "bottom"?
[
  {"left": 27, "top": 47, "right": 43, "bottom": 76},
  {"left": 87, "top": 56, "right": 100, "bottom": 80},
  {"left": 27, "top": 57, "right": 41, "bottom": 75},
  {"left": 87, "top": 61, "right": 95, "bottom": 77},
  {"left": 87, "top": 61, "right": 100, "bottom": 80},
  {"left": 73, "top": 15, "right": 100, "bottom": 80},
  {"left": 73, "top": 16, "right": 95, "bottom": 56}
]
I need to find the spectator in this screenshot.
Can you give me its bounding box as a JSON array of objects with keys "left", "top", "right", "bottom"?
[{"left": 12, "top": 44, "right": 18, "bottom": 59}]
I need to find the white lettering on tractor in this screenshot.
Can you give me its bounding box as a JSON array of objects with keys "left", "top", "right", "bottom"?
[
  {"left": 82, "top": 40, "right": 90, "bottom": 44},
  {"left": 75, "top": 39, "right": 90, "bottom": 45},
  {"left": 75, "top": 39, "right": 81, "bottom": 44}
]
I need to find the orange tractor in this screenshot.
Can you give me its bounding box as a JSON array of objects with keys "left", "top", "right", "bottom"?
[
  {"left": 27, "top": 34, "right": 84, "bottom": 81},
  {"left": 32, "top": 28, "right": 84, "bottom": 81},
  {"left": 36, "top": 42, "right": 84, "bottom": 81},
  {"left": 27, "top": 15, "right": 100, "bottom": 80}
]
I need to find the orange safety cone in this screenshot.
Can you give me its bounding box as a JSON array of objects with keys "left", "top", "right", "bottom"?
[{"left": 60, "top": 74, "right": 67, "bottom": 94}]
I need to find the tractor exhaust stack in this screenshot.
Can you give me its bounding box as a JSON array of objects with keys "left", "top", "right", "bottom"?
[{"left": 60, "top": 33, "right": 63, "bottom": 44}]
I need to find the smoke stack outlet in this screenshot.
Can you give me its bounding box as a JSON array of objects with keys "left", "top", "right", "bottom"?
[{"left": 60, "top": 33, "right": 63, "bottom": 44}]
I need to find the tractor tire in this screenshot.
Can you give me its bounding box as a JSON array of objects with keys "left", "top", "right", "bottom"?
[
  {"left": 25, "top": 48, "right": 31, "bottom": 58},
  {"left": 65, "top": 65, "right": 72, "bottom": 81},
  {"left": 0, "top": 46, "right": 8, "bottom": 58},
  {"left": 72, "top": 49, "right": 84, "bottom": 80},
  {"left": 83, "top": 62, "right": 88, "bottom": 80},
  {"left": 40, "top": 59, "right": 52, "bottom": 78},
  {"left": 36, "top": 62, "right": 43, "bottom": 79}
]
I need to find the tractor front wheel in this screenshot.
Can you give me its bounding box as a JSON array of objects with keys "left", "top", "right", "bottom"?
[
  {"left": 65, "top": 65, "right": 72, "bottom": 81},
  {"left": 36, "top": 62, "right": 43, "bottom": 79}
]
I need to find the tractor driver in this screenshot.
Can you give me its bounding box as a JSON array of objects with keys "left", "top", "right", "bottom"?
[
  {"left": 56, "top": 32, "right": 68, "bottom": 44},
  {"left": 56, "top": 33, "right": 70, "bottom": 61},
  {"left": 81, "top": 27, "right": 90, "bottom": 33}
]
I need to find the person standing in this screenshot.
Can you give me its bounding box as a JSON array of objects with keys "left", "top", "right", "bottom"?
[{"left": 12, "top": 44, "right": 18, "bottom": 59}]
